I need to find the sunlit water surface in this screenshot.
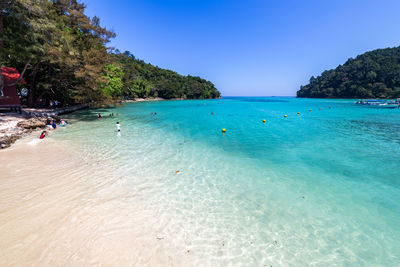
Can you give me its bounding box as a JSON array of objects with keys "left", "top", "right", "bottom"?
[{"left": 6, "top": 97, "right": 400, "bottom": 266}]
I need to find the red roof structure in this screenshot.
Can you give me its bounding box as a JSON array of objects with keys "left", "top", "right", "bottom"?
[{"left": 0, "top": 67, "right": 25, "bottom": 109}]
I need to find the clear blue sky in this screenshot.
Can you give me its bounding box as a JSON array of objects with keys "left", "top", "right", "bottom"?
[{"left": 84, "top": 0, "right": 400, "bottom": 96}]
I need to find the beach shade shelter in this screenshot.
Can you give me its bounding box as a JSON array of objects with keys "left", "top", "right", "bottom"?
[{"left": 0, "top": 67, "right": 25, "bottom": 112}]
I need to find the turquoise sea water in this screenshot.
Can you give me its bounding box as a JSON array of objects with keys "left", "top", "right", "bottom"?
[{"left": 55, "top": 97, "right": 400, "bottom": 266}]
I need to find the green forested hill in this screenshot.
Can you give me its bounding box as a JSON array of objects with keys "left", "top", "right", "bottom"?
[
  {"left": 297, "top": 47, "right": 400, "bottom": 98},
  {"left": 0, "top": 0, "right": 220, "bottom": 107},
  {"left": 113, "top": 51, "right": 220, "bottom": 100}
]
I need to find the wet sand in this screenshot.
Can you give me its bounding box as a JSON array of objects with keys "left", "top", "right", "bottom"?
[{"left": 0, "top": 136, "right": 187, "bottom": 266}]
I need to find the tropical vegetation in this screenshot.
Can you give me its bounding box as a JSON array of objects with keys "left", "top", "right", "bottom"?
[
  {"left": 0, "top": 0, "right": 220, "bottom": 107},
  {"left": 112, "top": 50, "right": 220, "bottom": 100},
  {"left": 297, "top": 46, "right": 400, "bottom": 98}
]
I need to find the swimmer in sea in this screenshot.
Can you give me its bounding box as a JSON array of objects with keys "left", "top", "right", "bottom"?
[
  {"left": 116, "top": 122, "right": 120, "bottom": 132},
  {"left": 39, "top": 131, "right": 47, "bottom": 139}
]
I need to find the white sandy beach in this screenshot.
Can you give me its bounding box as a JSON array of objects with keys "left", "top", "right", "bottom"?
[{"left": 0, "top": 136, "right": 190, "bottom": 266}]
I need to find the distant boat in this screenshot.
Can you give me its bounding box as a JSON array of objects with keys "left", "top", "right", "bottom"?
[{"left": 355, "top": 99, "right": 399, "bottom": 109}]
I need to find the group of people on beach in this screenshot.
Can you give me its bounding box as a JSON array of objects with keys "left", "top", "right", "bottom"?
[
  {"left": 39, "top": 117, "right": 68, "bottom": 139},
  {"left": 46, "top": 117, "right": 58, "bottom": 129},
  {"left": 39, "top": 109, "right": 159, "bottom": 140}
]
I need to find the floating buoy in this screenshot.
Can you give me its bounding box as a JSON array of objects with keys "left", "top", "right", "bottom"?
[
  {"left": 176, "top": 171, "right": 180, "bottom": 174},
  {"left": 262, "top": 119, "right": 266, "bottom": 123},
  {"left": 222, "top": 128, "right": 226, "bottom": 133},
  {"left": 284, "top": 115, "right": 287, "bottom": 118},
  {"left": 297, "top": 112, "right": 300, "bottom": 115}
]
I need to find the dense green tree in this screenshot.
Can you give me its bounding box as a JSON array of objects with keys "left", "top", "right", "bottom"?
[
  {"left": 1, "top": 0, "right": 56, "bottom": 102},
  {"left": 100, "top": 64, "right": 124, "bottom": 98},
  {"left": 113, "top": 51, "right": 220, "bottom": 100},
  {"left": 1, "top": 0, "right": 220, "bottom": 107},
  {"left": 297, "top": 46, "right": 400, "bottom": 98},
  {"left": 1, "top": 0, "right": 114, "bottom": 106}
]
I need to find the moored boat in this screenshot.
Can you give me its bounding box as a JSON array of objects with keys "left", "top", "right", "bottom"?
[{"left": 355, "top": 99, "right": 399, "bottom": 109}]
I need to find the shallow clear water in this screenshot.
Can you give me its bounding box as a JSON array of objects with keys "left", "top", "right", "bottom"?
[{"left": 54, "top": 97, "right": 400, "bottom": 266}]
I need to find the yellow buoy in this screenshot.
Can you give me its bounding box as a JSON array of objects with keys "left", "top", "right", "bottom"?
[
  {"left": 297, "top": 112, "right": 300, "bottom": 115},
  {"left": 222, "top": 128, "right": 226, "bottom": 133},
  {"left": 262, "top": 119, "right": 266, "bottom": 123},
  {"left": 284, "top": 115, "right": 287, "bottom": 118}
]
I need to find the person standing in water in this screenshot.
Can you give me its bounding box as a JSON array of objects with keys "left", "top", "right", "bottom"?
[{"left": 116, "top": 122, "right": 120, "bottom": 132}]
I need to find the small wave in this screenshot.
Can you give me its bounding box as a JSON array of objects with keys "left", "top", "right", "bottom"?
[{"left": 27, "top": 139, "right": 41, "bottom": 146}]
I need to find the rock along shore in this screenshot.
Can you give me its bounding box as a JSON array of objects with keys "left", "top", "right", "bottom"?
[{"left": 0, "top": 104, "right": 88, "bottom": 149}]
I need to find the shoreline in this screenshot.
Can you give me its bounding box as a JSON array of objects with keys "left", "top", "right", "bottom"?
[
  {"left": 124, "top": 97, "right": 183, "bottom": 102},
  {"left": 0, "top": 97, "right": 399, "bottom": 265},
  {"left": 0, "top": 104, "right": 88, "bottom": 149},
  {"left": 123, "top": 96, "right": 222, "bottom": 103},
  {"left": 0, "top": 114, "right": 48, "bottom": 149},
  {"left": 0, "top": 136, "right": 189, "bottom": 266}
]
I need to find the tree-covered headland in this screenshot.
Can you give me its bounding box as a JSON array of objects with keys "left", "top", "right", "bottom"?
[
  {"left": 297, "top": 46, "right": 400, "bottom": 98},
  {"left": 113, "top": 51, "right": 220, "bottom": 99},
  {"left": 0, "top": 0, "right": 220, "bottom": 107}
]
